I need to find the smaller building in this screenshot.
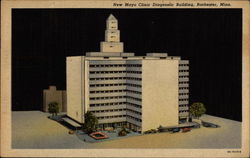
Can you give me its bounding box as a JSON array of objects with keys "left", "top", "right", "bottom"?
[{"left": 43, "top": 86, "right": 67, "bottom": 112}]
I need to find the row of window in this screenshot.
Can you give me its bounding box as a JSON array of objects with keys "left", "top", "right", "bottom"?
[
  {"left": 91, "top": 108, "right": 126, "bottom": 113},
  {"left": 179, "top": 76, "right": 189, "bottom": 78},
  {"left": 179, "top": 70, "right": 189, "bottom": 72},
  {"left": 127, "top": 102, "right": 142, "bottom": 108},
  {"left": 90, "top": 77, "right": 126, "bottom": 80},
  {"left": 91, "top": 108, "right": 141, "bottom": 116},
  {"left": 90, "top": 71, "right": 126, "bottom": 74},
  {"left": 90, "top": 83, "right": 141, "bottom": 88},
  {"left": 90, "top": 95, "right": 186, "bottom": 101},
  {"left": 89, "top": 89, "right": 141, "bottom": 95},
  {"left": 90, "top": 89, "right": 126, "bottom": 94},
  {"left": 89, "top": 71, "right": 142, "bottom": 74},
  {"left": 90, "top": 102, "right": 126, "bottom": 107},
  {"left": 127, "top": 109, "right": 142, "bottom": 115},
  {"left": 127, "top": 115, "right": 142, "bottom": 122},
  {"left": 89, "top": 64, "right": 142, "bottom": 68},
  {"left": 90, "top": 95, "right": 142, "bottom": 101},
  {"left": 127, "top": 90, "right": 142, "bottom": 95},
  {"left": 90, "top": 102, "right": 187, "bottom": 108},
  {"left": 179, "top": 104, "right": 189, "bottom": 107},
  {"left": 90, "top": 96, "right": 126, "bottom": 100},
  {"left": 179, "top": 81, "right": 189, "bottom": 84},
  {"left": 90, "top": 83, "right": 126, "bottom": 87},
  {"left": 89, "top": 77, "right": 142, "bottom": 81},
  {"left": 126, "top": 83, "right": 142, "bottom": 88},
  {"left": 179, "top": 87, "right": 189, "bottom": 90},
  {"left": 89, "top": 83, "right": 141, "bottom": 88},
  {"left": 89, "top": 102, "right": 142, "bottom": 107},
  {"left": 179, "top": 93, "right": 189, "bottom": 96},
  {"left": 126, "top": 96, "right": 142, "bottom": 101},
  {"left": 179, "top": 110, "right": 189, "bottom": 113},
  {"left": 97, "top": 115, "right": 126, "bottom": 120},
  {"left": 179, "top": 64, "right": 189, "bottom": 66},
  {"left": 126, "top": 77, "right": 142, "bottom": 81},
  {"left": 97, "top": 114, "right": 142, "bottom": 122},
  {"left": 179, "top": 98, "right": 189, "bottom": 101}
]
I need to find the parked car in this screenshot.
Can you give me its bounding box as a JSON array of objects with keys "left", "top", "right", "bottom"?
[
  {"left": 202, "top": 121, "right": 220, "bottom": 128},
  {"left": 68, "top": 130, "right": 75, "bottom": 134},
  {"left": 171, "top": 128, "right": 180, "bottom": 133},
  {"left": 143, "top": 129, "right": 157, "bottom": 134},
  {"left": 150, "top": 129, "right": 157, "bottom": 133},
  {"left": 143, "top": 130, "right": 151, "bottom": 134},
  {"left": 193, "top": 124, "right": 201, "bottom": 128},
  {"left": 182, "top": 127, "right": 191, "bottom": 132}
]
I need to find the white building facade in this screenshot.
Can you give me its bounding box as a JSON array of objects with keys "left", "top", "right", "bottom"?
[{"left": 66, "top": 14, "right": 189, "bottom": 132}]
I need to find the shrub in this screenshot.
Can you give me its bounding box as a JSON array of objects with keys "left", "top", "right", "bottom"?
[
  {"left": 118, "top": 127, "right": 128, "bottom": 136},
  {"left": 48, "top": 102, "right": 59, "bottom": 116},
  {"left": 118, "top": 130, "right": 127, "bottom": 136}
]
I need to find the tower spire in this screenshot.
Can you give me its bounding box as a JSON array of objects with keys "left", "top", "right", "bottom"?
[
  {"left": 100, "top": 14, "right": 124, "bottom": 53},
  {"left": 107, "top": 14, "right": 117, "bottom": 20},
  {"left": 105, "top": 14, "right": 119, "bottom": 41}
]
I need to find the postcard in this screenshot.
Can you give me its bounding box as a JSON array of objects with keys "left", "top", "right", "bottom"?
[{"left": 1, "top": 0, "right": 249, "bottom": 157}]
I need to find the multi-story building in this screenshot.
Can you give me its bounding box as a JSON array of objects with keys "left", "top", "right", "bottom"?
[{"left": 66, "top": 14, "right": 189, "bottom": 132}]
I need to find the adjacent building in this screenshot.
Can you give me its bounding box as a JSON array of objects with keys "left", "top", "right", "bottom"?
[
  {"left": 43, "top": 85, "right": 67, "bottom": 112},
  {"left": 66, "top": 14, "right": 189, "bottom": 132}
]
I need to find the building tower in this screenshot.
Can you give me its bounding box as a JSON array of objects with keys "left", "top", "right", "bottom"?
[{"left": 100, "top": 14, "right": 124, "bottom": 53}]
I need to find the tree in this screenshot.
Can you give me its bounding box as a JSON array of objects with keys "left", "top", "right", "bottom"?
[
  {"left": 48, "top": 102, "right": 59, "bottom": 116},
  {"left": 83, "top": 111, "right": 98, "bottom": 134},
  {"left": 118, "top": 128, "right": 127, "bottom": 136},
  {"left": 189, "top": 102, "right": 206, "bottom": 119}
]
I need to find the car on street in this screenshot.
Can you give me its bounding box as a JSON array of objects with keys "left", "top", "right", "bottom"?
[
  {"left": 171, "top": 128, "right": 180, "bottom": 133},
  {"left": 182, "top": 127, "right": 191, "bottom": 132}
]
